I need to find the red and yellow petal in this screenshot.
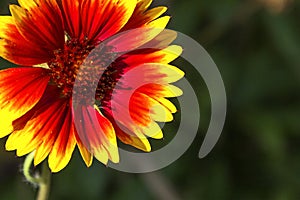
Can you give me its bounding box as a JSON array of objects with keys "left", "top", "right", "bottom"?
[
  {"left": 109, "top": 117, "right": 151, "bottom": 152},
  {"left": 121, "top": 0, "right": 167, "bottom": 31},
  {"left": 137, "top": 83, "right": 183, "bottom": 99},
  {"left": 9, "top": 1, "right": 64, "bottom": 54},
  {"left": 0, "top": 67, "right": 49, "bottom": 137},
  {"left": 108, "top": 90, "right": 172, "bottom": 145},
  {"left": 152, "top": 97, "right": 177, "bottom": 113},
  {"left": 104, "top": 0, "right": 172, "bottom": 53},
  {"left": 0, "top": 17, "right": 53, "bottom": 65},
  {"left": 5, "top": 97, "right": 62, "bottom": 155},
  {"left": 106, "top": 16, "right": 170, "bottom": 52},
  {"left": 120, "top": 95, "right": 165, "bottom": 139},
  {"left": 58, "top": 0, "right": 137, "bottom": 42},
  {"left": 139, "top": 30, "right": 178, "bottom": 51},
  {"left": 140, "top": 121, "right": 163, "bottom": 139},
  {"left": 104, "top": 106, "right": 151, "bottom": 151},
  {"left": 56, "top": 0, "right": 81, "bottom": 39},
  {"left": 130, "top": 92, "right": 174, "bottom": 123},
  {"left": 33, "top": 103, "right": 70, "bottom": 166},
  {"left": 135, "top": 83, "right": 181, "bottom": 114},
  {"left": 17, "top": 0, "right": 38, "bottom": 10},
  {"left": 121, "top": 63, "right": 184, "bottom": 88},
  {"left": 137, "top": 0, "right": 152, "bottom": 10},
  {"left": 122, "top": 45, "right": 183, "bottom": 67},
  {"left": 48, "top": 106, "right": 77, "bottom": 172},
  {"left": 75, "top": 132, "right": 93, "bottom": 167},
  {"left": 73, "top": 104, "right": 119, "bottom": 164},
  {"left": 6, "top": 93, "right": 76, "bottom": 172},
  {"left": 88, "top": 0, "right": 137, "bottom": 42},
  {"left": 135, "top": 84, "right": 181, "bottom": 121}
]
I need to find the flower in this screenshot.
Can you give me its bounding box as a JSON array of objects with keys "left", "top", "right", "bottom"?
[{"left": 0, "top": 0, "right": 184, "bottom": 172}]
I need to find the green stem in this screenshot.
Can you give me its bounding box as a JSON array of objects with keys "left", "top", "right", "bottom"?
[
  {"left": 36, "top": 161, "right": 51, "bottom": 200},
  {"left": 23, "top": 152, "right": 52, "bottom": 200},
  {"left": 23, "top": 151, "right": 40, "bottom": 185}
]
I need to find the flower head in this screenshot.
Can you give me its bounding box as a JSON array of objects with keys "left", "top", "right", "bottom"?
[{"left": 0, "top": 0, "right": 183, "bottom": 172}]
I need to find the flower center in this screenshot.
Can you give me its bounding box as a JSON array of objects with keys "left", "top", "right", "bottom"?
[{"left": 48, "top": 38, "right": 124, "bottom": 105}]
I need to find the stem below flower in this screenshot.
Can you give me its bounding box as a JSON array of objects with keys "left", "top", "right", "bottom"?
[
  {"left": 23, "top": 151, "right": 40, "bottom": 185},
  {"left": 23, "top": 152, "right": 52, "bottom": 200},
  {"left": 36, "top": 161, "right": 51, "bottom": 200}
]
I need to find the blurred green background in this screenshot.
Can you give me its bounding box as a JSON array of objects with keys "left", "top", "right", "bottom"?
[{"left": 0, "top": 0, "right": 300, "bottom": 199}]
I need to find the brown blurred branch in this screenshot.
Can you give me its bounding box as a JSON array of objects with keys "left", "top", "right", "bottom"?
[{"left": 140, "top": 172, "right": 182, "bottom": 200}]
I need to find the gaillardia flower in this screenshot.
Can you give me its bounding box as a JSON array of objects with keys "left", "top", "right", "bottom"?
[{"left": 0, "top": 0, "right": 183, "bottom": 172}]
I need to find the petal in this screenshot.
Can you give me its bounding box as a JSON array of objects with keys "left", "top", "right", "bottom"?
[
  {"left": 104, "top": 110, "right": 151, "bottom": 152},
  {"left": 103, "top": 0, "right": 172, "bottom": 52},
  {"left": 17, "top": 0, "right": 38, "bottom": 10},
  {"left": 121, "top": 63, "right": 184, "bottom": 87},
  {"left": 106, "top": 16, "right": 170, "bottom": 53},
  {"left": 72, "top": 104, "right": 119, "bottom": 164},
  {"left": 119, "top": 92, "right": 173, "bottom": 126},
  {"left": 122, "top": 45, "right": 183, "bottom": 67},
  {"left": 130, "top": 92, "right": 174, "bottom": 123},
  {"left": 73, "top": 104, "right": 94, "bottom": 167},
  {"left": 152, "top": 97, "right": 177, "bottom": 114},
  {"left": 91, "top": 0, "right": 137, "bottom": 41},
  {"left": 76, "top": 133, "right": 93, "bottom": 167},
  {"left": 5, "top": 95, "right": 67, "bottom": 158},
  {"left": 0, "top": 67, "right": 49, "bottom": 138},
  {"left": 135, "top": 83, "right": 180, "bottom": 119},
  {"left": 10, "top": 1, "right": 64, "bottom": 51},
  {"left": 48, "top": 106, "right": 77, "bottom": 172},
  {"left": 114, "top": 122, "right": 152, "bottom": 151},
  {"left": 122, "top": 0, "right": 167, "bottom": 31},
  {"left": 138, "top": 30, "right": 178, "bottom": 51},
  {"left": 109, "top": 91, "right": 171, "bottom": 141},
  {"left": 137, "top": 83, "right": 183, "bottom": 98},
  {"left": 147, "top": 16, "right": 170, "bottom": 30},
  {"left": 0, "top": 16, "right": 53, "bottom": 65},
  {"left": 144, "top": 7, "right": 168, "bottom": 22},
  {"left": 136, "top": 83, "right": 181, "bottom": 114},
  {"left": 58, "top": 0, "right": 137, "bottom": 42},
  {"left": 34, "top": 103, "right": 70, "bottom": 166},
  {"left": 82, "top": 0, "right": 137, "bottom": 41},
  {"left": 137, "top": 0, "right": 152, "bottom": 10},
  {"left": 140, "top": 122, "right": 163, "bottom": 139},
  {"left": 57, "top": 0, "right": 81, "bottom": 39}
]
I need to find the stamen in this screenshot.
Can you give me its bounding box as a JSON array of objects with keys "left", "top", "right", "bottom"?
[{"left": 48, "top": 38, "right": 124, "bottom": 105}]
